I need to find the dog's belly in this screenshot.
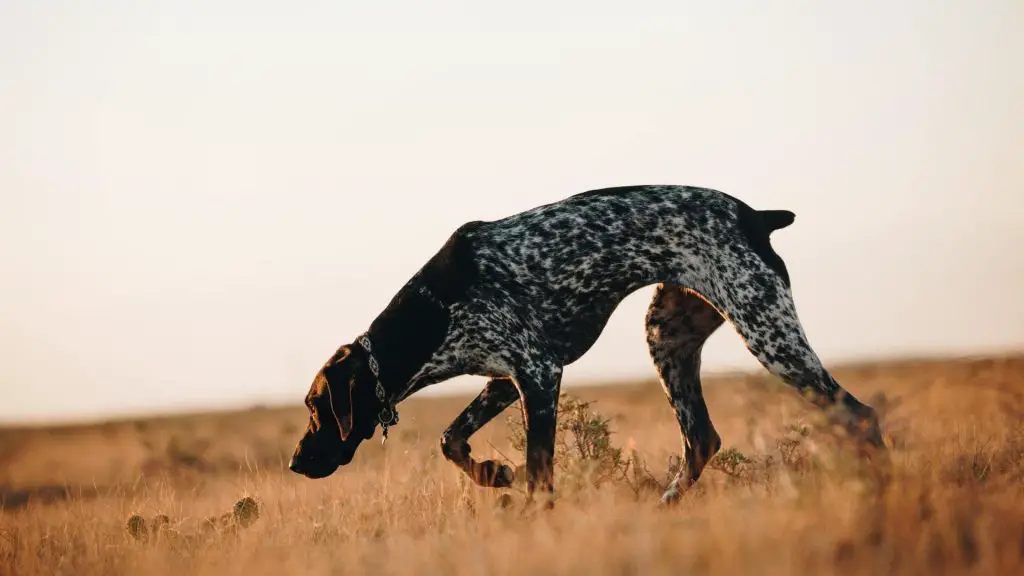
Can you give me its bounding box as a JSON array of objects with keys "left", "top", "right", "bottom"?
[
  {"left": 538, "top": 286, "right": 647, "bottom": 366},
  {"left": 552, "top": 315, "right": 615, "bottom": 365}
]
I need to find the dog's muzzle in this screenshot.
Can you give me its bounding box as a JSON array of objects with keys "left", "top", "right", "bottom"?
[{"left": 288, "top": 454, "right": 340, "bottom": 479}]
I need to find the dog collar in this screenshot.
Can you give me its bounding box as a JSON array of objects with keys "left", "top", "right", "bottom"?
[
  {"left": 356, "top": 333, "right": 400, "bottom": 444},
  {"left": 354, "top": 284, "right": 444, "bottom": 445}
]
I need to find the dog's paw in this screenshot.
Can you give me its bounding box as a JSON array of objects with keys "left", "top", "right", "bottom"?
[
  {"left": 521, "top": 491, "right": 557, "bottom": 514},
  {"left": 476, "top": 460, "right": 516, "bottom": 488},
  {"left": 658, "top": 485, "right": 683, "bottom": 508}
]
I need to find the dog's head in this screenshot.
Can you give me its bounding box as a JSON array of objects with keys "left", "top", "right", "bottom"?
[{"left": 288, "top": 345, "right": 379, "bottom": 479}]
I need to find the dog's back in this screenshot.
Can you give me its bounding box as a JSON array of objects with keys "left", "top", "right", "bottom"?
[{"left": 462, "top": 185, "right": 793, "bottom": 363}]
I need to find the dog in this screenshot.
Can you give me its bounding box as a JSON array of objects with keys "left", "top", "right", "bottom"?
[{"left": 288, "top": 185, "right": 887, "bottom": 506}]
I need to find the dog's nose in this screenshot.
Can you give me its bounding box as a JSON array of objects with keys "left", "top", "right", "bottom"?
[{"left": 288, "top": 456, "right": 301, "bottom": 473}]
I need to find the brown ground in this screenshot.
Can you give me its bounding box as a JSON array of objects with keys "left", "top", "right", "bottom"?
[{"left": 1, "top": 353, "right": 1023, "bottom": 575}]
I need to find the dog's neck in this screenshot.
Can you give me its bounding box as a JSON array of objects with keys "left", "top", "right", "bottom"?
[{"left": 357, "top": 282, "right": 452, "bottom": 405}]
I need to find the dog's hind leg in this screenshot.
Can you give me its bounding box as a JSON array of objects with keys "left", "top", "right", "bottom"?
[
  {"left": 646, "top": 284, "right": 727, "bottom": 504},
  {"left": 440, "top": 377, "right": 519, "bottom": 487},
  {"left": 695, "top": 248, "right": 886, "bottom": 455}
]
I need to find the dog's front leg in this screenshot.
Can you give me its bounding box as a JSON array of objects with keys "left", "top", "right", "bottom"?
[
  {"left": 514, "top": 361, "right": 563, "bottom": 509},
  {"left": 440, "top": 377, "right": 519, "bottom": 487}
]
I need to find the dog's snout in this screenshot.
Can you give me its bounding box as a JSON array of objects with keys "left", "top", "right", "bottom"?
[{"left": 288, "top": 452, "right": 338, "bottom": 479}]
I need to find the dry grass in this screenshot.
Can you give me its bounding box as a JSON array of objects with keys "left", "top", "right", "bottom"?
[{"left": 2, "top": 354, "right": 1024, "bottom": 575}]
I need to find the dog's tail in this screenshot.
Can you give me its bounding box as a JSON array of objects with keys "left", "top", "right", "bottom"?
[
  {"left": 756, "top": 209, "right": 795, "bottom": 234},
  {"left": 734, "top": 205, "right": 796, "bottom": 287}
]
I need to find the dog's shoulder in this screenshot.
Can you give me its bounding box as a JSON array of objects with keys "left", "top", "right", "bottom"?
[
  {"left": 365, "top": 220, "right": 488, "bottom": 379},
  {"left": 417, "top": 220, "right": 487, "bottom": 304}
]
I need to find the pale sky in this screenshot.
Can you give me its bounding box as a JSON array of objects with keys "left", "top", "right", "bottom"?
[{"left": 1, "top": 1, "right": 1022, "bottom": 424}]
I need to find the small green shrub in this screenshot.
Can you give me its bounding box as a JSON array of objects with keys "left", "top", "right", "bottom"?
[
  {"left": 504, "top": 393, "right": 630, "bottom": 490},
  {"left": 708, "top": 447, "right": 757, "bottom": 478}
]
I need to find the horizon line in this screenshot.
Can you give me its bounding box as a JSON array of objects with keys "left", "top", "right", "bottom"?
[{"left": 2, "top": 349, "right": 1020, "bottom": 430}]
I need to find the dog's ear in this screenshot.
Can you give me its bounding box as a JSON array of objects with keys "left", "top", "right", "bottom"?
[{"left": 321, "top": 349, "right": 356, "bottom": 441}]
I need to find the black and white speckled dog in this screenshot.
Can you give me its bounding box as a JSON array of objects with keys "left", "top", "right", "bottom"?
[{"left": 288, "top": 185, "right": 887, "bottom": 505}]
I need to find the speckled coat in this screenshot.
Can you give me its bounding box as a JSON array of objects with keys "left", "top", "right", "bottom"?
[{"left": 288, "top": 185, "right": 887, "bottom": 505}]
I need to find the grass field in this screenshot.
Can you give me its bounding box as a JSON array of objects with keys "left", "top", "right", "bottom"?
[{"left": 2, "top": 354, "right": 1023, "bottom": 575}]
